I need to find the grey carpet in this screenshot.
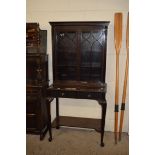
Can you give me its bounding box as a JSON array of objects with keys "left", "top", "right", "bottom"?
[{"left": 26, "top": 127, "right": 129, "bottom": 155}]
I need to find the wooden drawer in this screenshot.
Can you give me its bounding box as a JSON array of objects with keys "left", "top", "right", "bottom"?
[
  {"left": 50, "top": 89, "right": 104, "bottom": 100},
  {"left": 77, "top": 91, "right": 103, "bottom": 100},
  {"left": 51, "top": 90, "right": 77, "bottom": 98}
]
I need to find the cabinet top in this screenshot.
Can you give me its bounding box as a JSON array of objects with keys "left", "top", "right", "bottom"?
[{"left": 49, "top": 21, "right": 110, "bottom": 27}]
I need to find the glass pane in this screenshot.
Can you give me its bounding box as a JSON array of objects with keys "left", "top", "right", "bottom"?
[
  {"left": 80, "top": 30, "right": 105, "bottom": 81},
  {"left": 57, "top": 66, "right": 76, "bottom": 80},
  {"left": 56, "top": 31, "right": 77, "bottom": 81}
]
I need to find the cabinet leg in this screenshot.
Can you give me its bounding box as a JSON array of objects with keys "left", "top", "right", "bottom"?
[
  {"left": 56, "top": 98, "right": 60, "bottom": 129},
  {"left": 100, "top": 101, "right": 107, "bottom": 147},
  {"left": 40, "top": 133, "right": 44, "bottom": 141},
  {"left": 46, "top": 100, "right": 52, "bottom": 142}
]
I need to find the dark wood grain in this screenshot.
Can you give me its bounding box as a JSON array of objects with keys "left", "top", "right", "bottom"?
[
  {"left": 48, "top": 22, "right": 110, "bottom": 146},
  {"left": 26, "top": 23, "right": 49, "bottom": 140}
]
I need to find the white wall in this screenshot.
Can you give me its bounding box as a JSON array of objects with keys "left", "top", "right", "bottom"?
[{"left": 27, "top": 0, "right": 129, "bottom": 132}]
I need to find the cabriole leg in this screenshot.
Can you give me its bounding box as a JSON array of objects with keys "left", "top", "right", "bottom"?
[
  {"left": 99, "top": 100, "right": 107, "bottom": 147},
  {"left": 46, "top": 98, "right": 52, "bottom": 142},
  {"left": 56, "top": 98, "right": 60, "bottom": 129}
]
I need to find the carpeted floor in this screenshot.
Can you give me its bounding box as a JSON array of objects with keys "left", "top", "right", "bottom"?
[{"left": 26, "top": 127, "right": 129, "bottom": 155}]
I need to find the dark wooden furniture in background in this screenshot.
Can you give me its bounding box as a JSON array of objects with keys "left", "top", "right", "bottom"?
[
  {"left": 48, "top": 22, "right": 110, "bottom": 146},
  {"left": 26, "top": 23, "right": 51, "bottom": 140}
]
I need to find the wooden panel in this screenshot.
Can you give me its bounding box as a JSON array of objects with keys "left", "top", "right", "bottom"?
[
  {"left": 26, "top": 95, "right": 39, "bottom": 114},
  {"left": 26, "top": 23, "right": 40, "bottom": 47},
  {"left": 26, "top": 54, "right": 48, "bottom": 85},
  {"left": 26, "top": 22, "right": 47, "bottom": 53}
]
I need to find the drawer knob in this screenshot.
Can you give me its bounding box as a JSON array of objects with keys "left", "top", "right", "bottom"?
[{"left": 62, "top": 93, "right": 64, "bottom": 96}]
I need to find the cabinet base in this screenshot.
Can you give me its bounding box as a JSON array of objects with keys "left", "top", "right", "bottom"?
[{"left": 26, "top": 125, "right": 48, "bottom": 140}]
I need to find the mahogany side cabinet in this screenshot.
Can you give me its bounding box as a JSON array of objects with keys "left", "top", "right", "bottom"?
[
  {"left": 47, "top": 21, "right": 110, "bottom": 146},
  {"left": 26, "top": 23, "right": 50, "bottom": 140}
]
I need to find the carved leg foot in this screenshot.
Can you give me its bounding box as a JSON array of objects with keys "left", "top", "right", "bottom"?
[
  {"left": 48, "top": 126, "right": 52, "bottom": 142},
  {"left": 98, "top": 100, "right": 107, "bottom": 147},
  {"left": 101, "top": 142, "right": 105, "bottom": 147},
  {"left": 40, "top": 134, "right": 44, "bottom": 141},
  {"left": 56, "top": 126, "right": 60, "bottom": 129},
  {"left": 46, "top": 98, "right": 53, "bottom": 142},
  {"left": 48, "top": 137, "right": 52, "bottom": 142}
]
